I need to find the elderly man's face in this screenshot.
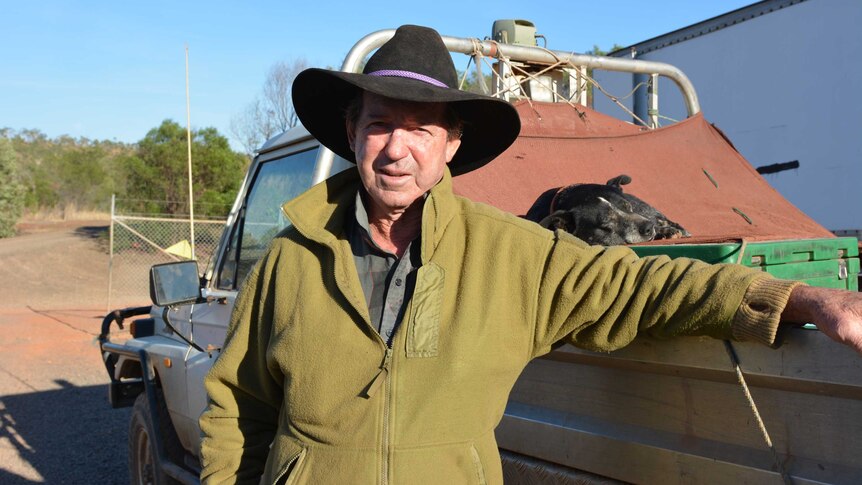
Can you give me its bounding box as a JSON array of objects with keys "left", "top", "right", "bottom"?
[{"left": 348, "top": 92, "right": 461, "bottom": 216}]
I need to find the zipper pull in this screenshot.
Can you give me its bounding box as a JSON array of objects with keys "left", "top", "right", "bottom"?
[{"left": 363, "top": 349, "right": 392, "bottom": 398}]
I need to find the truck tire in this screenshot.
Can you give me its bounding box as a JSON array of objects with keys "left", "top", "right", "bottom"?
[{"left": 128, "top": 390, "right": 183, "bottom": 485}]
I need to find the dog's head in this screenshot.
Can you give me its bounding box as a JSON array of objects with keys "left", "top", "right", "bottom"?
[
  {"left": 527, "top": 173, "right": 689, "bottom": 245},
  {"left": 540, "top": 195, "right": 657, "bottom": 245}
]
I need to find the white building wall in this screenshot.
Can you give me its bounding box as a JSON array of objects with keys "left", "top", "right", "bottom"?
[{"left": 593, "top": 0, "right": 862, "bottom": 231}]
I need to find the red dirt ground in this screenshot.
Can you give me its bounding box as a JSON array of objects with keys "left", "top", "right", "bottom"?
[{"left": 0, "top": 221, "right": 139, "bottom": 483}]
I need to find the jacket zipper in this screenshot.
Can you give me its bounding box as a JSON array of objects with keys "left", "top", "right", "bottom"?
[
  {"left": 331, "top": 246, "right": 395, "bottom": 485},
  {"left": 364, "top": 348, "right": 393, "bottom": 485},
  {"left": 382, "top": 348, "right": 392, "bottom": 485}
]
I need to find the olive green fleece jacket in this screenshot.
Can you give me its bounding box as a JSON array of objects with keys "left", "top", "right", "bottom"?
[{"left": 200, "top": 168, "right": 798, "bottom": 485}]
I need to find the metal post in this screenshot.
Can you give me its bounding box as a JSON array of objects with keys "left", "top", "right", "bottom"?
[
  {"left": 578, "top": 66, "right": 588, "bottom": 106},
  {"left": 185, "top": 45, "right": 196, "bottom": 261},
  {"left": 632, "top": 73, "right": 649, "bottom": 125},
  {"left": 107, "top": 194, "right": 115, "bottom": 313},
  {"left": 495, "top": 61, "right": 514, "bottom": 101},
  {"left": 649, "top": 73, "right": 659, "bottom": 128}
]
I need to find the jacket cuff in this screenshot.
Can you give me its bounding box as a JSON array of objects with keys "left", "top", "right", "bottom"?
[{"left": 731, "top": 277, "right": 804, "bottom": 346}]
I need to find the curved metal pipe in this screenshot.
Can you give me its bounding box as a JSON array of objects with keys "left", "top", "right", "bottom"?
[
  {"left": 339, "top": 29, "right": 700, "bottom": 115},
  {"left": 311, "top": 28, "right": 701, "bottom": 183}
]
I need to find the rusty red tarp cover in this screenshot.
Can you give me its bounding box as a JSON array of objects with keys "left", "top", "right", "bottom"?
[{"left": 453, "top": 101, "right": 832, "bottom": 244}]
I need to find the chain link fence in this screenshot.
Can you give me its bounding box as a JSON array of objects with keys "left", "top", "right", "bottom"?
[{"left": 106, "top": 196, "right": 228, "bottom": 311}]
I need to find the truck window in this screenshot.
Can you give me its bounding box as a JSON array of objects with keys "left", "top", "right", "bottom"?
[{"left": 217, "top": 148, "right": 318, "bottom": 289}]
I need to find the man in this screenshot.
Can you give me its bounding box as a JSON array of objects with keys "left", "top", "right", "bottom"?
[{"left": 200, "top": 25, "right": 862, "bottom": 484}]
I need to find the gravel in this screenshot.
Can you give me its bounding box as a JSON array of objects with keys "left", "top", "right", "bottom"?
[{"left": 0, "top": 221, "right": 144, "bottom": 483}]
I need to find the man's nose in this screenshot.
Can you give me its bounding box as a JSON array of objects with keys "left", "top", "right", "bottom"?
[{"left": 384, "top": 128, "right": 410, "bottom": 160}]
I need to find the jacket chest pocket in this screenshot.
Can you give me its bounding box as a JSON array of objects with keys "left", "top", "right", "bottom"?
[{"left": 406, "top": 263, "right": 444, "bottom": 358}]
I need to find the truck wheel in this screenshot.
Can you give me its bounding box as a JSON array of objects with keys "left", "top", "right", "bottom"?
[{"left": 129, "top": 391, "right": 182, "bottom": 485}]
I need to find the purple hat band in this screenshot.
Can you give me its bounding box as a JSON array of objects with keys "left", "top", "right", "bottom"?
[{"left": 366, "top": 69, "right": 448, "bottom": 88}]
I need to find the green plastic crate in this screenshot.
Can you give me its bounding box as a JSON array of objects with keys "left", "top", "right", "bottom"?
[{"left": 631, "top": 237, "right": 859, "bottom": 291}]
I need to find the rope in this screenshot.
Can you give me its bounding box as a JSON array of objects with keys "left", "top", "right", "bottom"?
[
  {"left": 586, "top": 74, "right": 650, "bottom": 128},
  {"left": 470, "top": 39, "right": 490, "bottom": 95},
  {"left": 657, "top": 113, "right": 679, "bottom": 123},
  {"left": 722, "top": 240, "right": 792, "bottom": 484},
  {"left": 618, "top": 81, "right": 650, "bottom": 101},
  {"left": 486, "top": 52, "right": 582, "bottom": 117},
  {"left": 722, "top": 341, "right": 793, "bottom": 484},
  {"left": 458, "top": 43, "right": 672, "bottom": 128},
  {"left": 517, "top": 48, "right": 587, "bottom": 118},
  {"left": 458, "top": 55, "right": 474, "bottom": 91},
  {"left": 530, "top": 47, "right": 650, "bottom": 126}
]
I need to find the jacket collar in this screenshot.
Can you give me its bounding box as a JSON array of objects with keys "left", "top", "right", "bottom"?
[
  {"left": 282, "top": 167, "right": 458, "bottom": 265},
  {"left": 420, "top": 168, "right": 457, "bottom": 264}
]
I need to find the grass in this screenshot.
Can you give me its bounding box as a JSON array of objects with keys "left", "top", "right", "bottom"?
[{"left": 22, "top": 203, "right": 111, "bottom": 222}]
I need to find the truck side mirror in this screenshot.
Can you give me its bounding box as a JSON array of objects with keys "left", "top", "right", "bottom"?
[{"left": 149, "top": 261, "right": 202, "bottom": 307}]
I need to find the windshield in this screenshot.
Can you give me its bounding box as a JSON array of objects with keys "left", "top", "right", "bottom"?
[{"left": 217, "top": 147, "right": 318, "bottom": 289}]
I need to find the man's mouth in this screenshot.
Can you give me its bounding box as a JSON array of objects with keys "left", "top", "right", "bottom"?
[{"left": 377, "top": 169, "right": 411, "bottom": 183}]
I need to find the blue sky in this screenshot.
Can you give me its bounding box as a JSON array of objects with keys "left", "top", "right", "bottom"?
[{"left": 0, "top": 1, "right": 754, "bottom": 150}]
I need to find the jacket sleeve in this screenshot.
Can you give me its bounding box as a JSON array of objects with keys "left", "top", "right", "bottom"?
[
  {"left": 531, "top": 230, "right": 799, "bottom": 358},
  {"left": 199, "top": 247, "right": 286, "bottom": 484}
]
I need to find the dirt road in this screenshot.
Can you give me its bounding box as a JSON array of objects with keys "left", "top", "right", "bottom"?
[{"left": 0, "top": 221, "right": 146, "bottom": 483}]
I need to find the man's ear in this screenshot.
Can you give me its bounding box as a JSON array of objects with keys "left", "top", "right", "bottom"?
[
  {"left": 346, "top": 120, "right": 356, "bottom": 152},
  {"left": 444, "top": 137, "right": 461, "bottom": 164}
]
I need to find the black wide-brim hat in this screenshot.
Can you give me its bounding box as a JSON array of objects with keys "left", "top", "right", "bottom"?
[{"left": 292, "top": 25, "right": 521, "bottom": 176}]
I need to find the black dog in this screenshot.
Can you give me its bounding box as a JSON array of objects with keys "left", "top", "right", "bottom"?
[{"left": 525, "top": 175, "right": 689, "bottom": 245}]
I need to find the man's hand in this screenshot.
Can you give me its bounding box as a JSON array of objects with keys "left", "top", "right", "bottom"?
[{"left": 782, "top": 285, "right": 862, "bottom": 354}]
